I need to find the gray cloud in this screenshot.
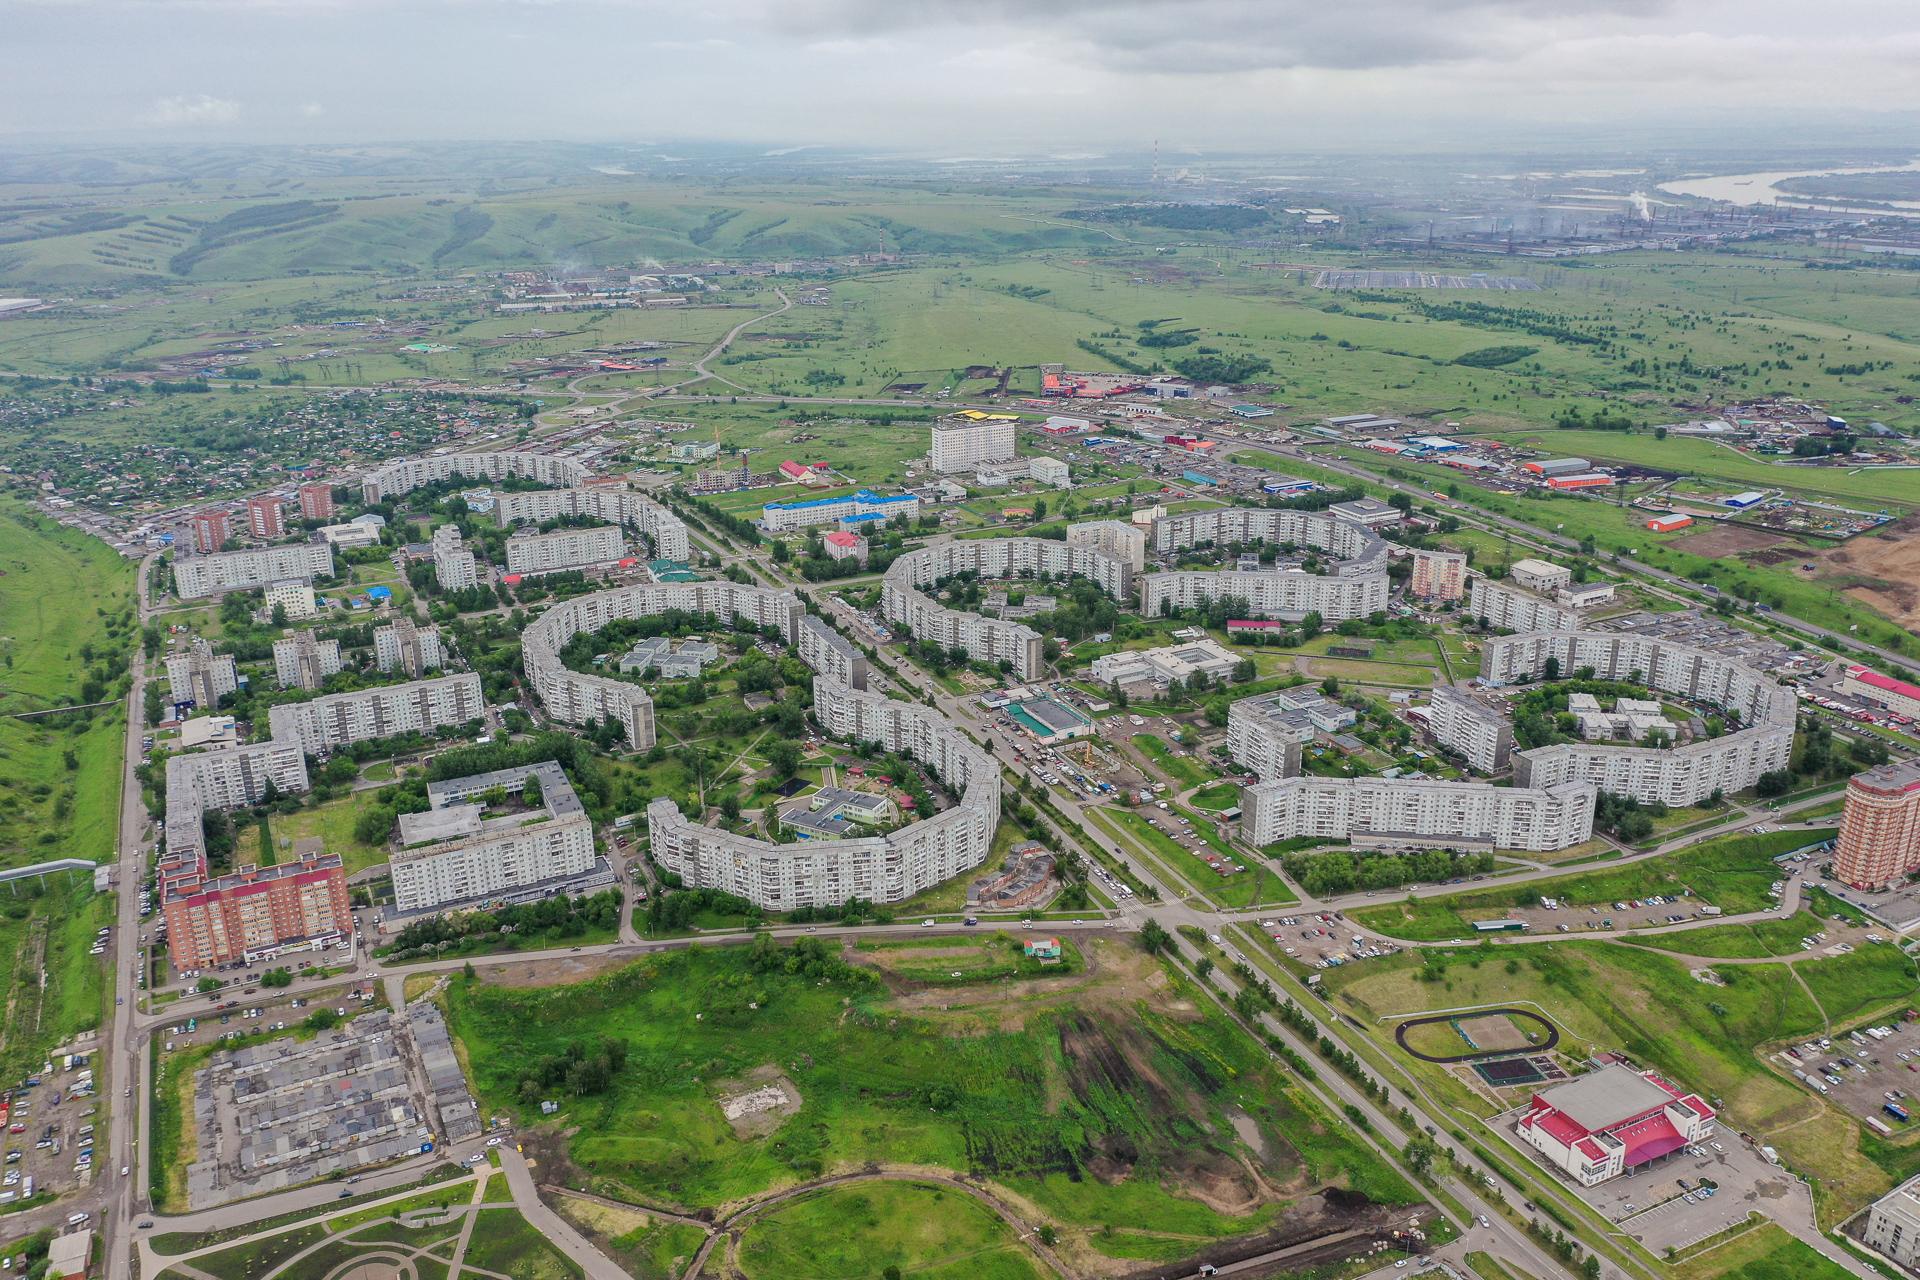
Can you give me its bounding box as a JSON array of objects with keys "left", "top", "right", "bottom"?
[{"left": 3, "top": 0, "right": 1916, "bottom": 147}]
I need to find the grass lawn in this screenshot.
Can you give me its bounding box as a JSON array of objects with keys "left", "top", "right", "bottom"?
[
  {"left": 266, "top": 792, "right": 391, "bottom": 874},
  {"left": 461, "top": 1208, "right": 586, "bottom": 1280},
  {"left": 1622, "top": 912, "right": 1831, "bottom": 959},
  {"left": 1668, "top": 1222, "right": 1857, "bottom": 1280},
  {"left": 737, "top": 1180, "right": 1041, "bottom": 1280},
  {"left": 1352, "top": 829, "right": 1834, "bottom": 941},
  {"left": 1464, "top": 1250, "right": 1539, "bottom": 1280},
  {"left": 1299, "top": 657, "right": 1435, "bottom": 688},
  {"left": 159, "top": 1225, "right": 328, "bottom": 1280},
  {"left": 1092, "top": 807, "right": 1296, "bottom": 909},
  {"left": 446, "top": 937, "right": 1413, "bottom": 1243},
  {"left": 1190, "top": 782, "right": 1240, "bottom": 811},
  {"left": 1130, "top": 734, "right": 1218, "bottom": 788}
]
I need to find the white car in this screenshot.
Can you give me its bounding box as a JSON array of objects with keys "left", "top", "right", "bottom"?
[{"left": 486, "top": 1136, "right": 504, "bottom": 1148}]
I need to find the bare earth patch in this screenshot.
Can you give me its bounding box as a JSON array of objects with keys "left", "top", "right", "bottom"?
[
  {"left": 713, "top": 1064, "right": 802, "bottom": 1138},
  {"left": 1455, "top": 1012, "right": 1536, "bottom": 1052},
  {"left": 1676, "top": 523, "right": 1784, "bottom": 558},
  {"left": 1819, "top": 515, "right": 1920, "bottom": 629}
]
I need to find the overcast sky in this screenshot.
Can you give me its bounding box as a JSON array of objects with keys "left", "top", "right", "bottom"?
[{"left": 8, "top": 0, "right": 1919, "bottom": 152}]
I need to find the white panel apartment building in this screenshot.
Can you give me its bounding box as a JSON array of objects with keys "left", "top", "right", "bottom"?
[
  {"left": 173, "top": 543, "right": 334, "bottom": 600},
  {"left": 1066, "top": 519, "right": 1147, "bottom": 573},
  {"left": 1468, "top": 577, "right": 1579, "bottom": 633},
  {"left": 1151, "top": 507, "right": 1391, "bottom": 574},
  {"left": 268, "top": 672, "right": 486, "bottom": 755},
  {"left": 521, "top": 581, "right": 804, "bottom": 750},
  {"left": 374, "top": 617, "right": 445, "bottom": 677},
  {"left": 430, "top": 525, "right": 479, "bottom": 591},
  {"left": 491, "top": 486, "right": 691, "bottom": 561},
  {"left": 930, "top": 417, "right": 1016, "bottom": 473},
  {"left": 1484, "top": 631, "right": 1797, "bottom": 806},
  {"left": 166, "top": 639, "right": 238, "bottom": 709},
  {"left": 797, "top": 615, "right": 868, "bottom": 691},
  {"left": 1426, "top": 687, "right": 1515, "bottom": 773},
  {"left": 504, "top": 524, "right": 625, "bottom": 577},
  {"left": 360, "top": 449, "right": 591, "bottom": 504},
  {"left": 649, "top": 676, "right": 997, "bottom": 910},
  {"left": 1225, "top": 694, "right": 1310, "bottom": 781},
  {"left": 880, "top": 537, "right": 1134, "bottom": 680},
  {"left": 272, "top": 631, "right": 343, "bottom": 690},
  {"left": 388, "top": 763, "right": 597, "bottom": 913},
  {"left": 1141, "top": 568, "right": 1389, "bottom": 623},
  {"left": 163, "top": 740, "right": 312, "bottom": 865},
  {"left": 1242, "top": 775, "right": 1597, "bottom": 853}
]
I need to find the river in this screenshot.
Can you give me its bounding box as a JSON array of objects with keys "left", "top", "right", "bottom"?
[{"left": 1659, "top": 160, "right": 1920, "bottom": 217}]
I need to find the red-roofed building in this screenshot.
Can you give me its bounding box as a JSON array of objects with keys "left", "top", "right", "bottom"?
[
  {"left": 1517, "top": 1063, "right": 1714, "bottom": 1185},
  {"left": 822, "top": 530, "right": 868, "bottom": 565},
  {"left": 1843, "top": 666, "right": 1920, "bottom": 720},
  {"left": 1227, "top": 620, "right": 1287, "bottom": 635}
]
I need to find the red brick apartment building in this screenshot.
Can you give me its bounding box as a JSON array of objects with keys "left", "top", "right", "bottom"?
[
  {"left": 161, "top": 853, "right": 351, "bottom": 969},
  {"left": 1835, "top": 761, "right": 1920, "bottom": 890}
]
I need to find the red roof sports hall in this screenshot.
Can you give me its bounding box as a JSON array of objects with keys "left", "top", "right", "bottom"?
[{"left": 1518, "top": 1064, "right": 1716, "bottom": 1186}]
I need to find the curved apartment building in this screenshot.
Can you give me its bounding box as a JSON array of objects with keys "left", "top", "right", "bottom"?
[
  {"left": 648, "top": 675, "right": 999, "bottom": 909},
  {"left": 880, "top": 536, "right": 1134, "bottom": 680},
  {"left": 360, "top": 449, "right": 690, "bottom": 560},
  {"left": 522, "top": 581, "right": 803, "bottom": 750},
  {"left": 1142, "top": 506, "right": 1391, "bottom": 622},
  {"left": 1482, "top": 631, "right": 1796, "bottom": 807}
]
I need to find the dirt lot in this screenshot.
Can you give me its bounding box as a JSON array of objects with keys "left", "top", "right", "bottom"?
[
  {"left": 1675, "top": 523, "right": 1786, "bottom": 558},
  {"left": 1773, "top": 1019, "right": 1920, "bottom": 1134},
  {"left": 1818, "top": 515, "right": 1920, "bottom": 629},
  {"left": 1456, "top": 1013, "right": 1535, "bottom": 1053}
]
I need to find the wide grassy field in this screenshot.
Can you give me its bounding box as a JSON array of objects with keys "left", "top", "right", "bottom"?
[
  {"left": 445, "top": 935, "right": 1412, "bottom": 1267},
  {"left": 1352, "top": 828, "right": 1829, "bottom": 941},
  {"left": 0, "top": 501, "right": 133, "bottom": 1077},
  {"left": 1322, "top": 937, "right": 1918, "bottom": 1221},
  {"left": 737, "top": 1181, "right": 1042, "bottom": 1280}
]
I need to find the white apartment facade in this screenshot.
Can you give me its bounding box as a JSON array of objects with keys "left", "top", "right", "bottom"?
[
  {"left": 491, "top": 486, "right": 691, "bottom": 561},
  {"left": 173, "top": 543, "right": 333, "bottom": 600},
  {"left": 165, "top": 639, "right": 238, "bottom": 709},
  {"left": 1141, "top": 568, "right": 1389, "bottom": 623},
  {"left": 430, "top": 525, "right": 479, "bottom": 592},
  {"left": 1468, "top": 577, "right": 1578, "bottom": 632},
  {"left": 264, "top": 580, "right": 318, "bottom": 620},
  {"left": 374, "top": 618, "right": 445, "bottom": 677},
  {"left": 272, "top": 631, "right": 343, "bottom": 690},
  {"left": 930, "top": 417, "right": 1016, "bottom": 473},
  {"left": 1066, "top": 519, "right": 1147, "bottom": 573},
  {"left": 388, "top": 763, "right": 597, "bottom": 913},
  {"left": 504, "top": 524, "right": 625, "bottom": 576},
  {"left": 1241, "top": 775, "right": 1597, "bottom": 853},
  {"left": 267, "top": 672, "right": 486, "bottom": 755},
  {"left": 1425, "top": 686, "right": 1514, "bottom": 773}
]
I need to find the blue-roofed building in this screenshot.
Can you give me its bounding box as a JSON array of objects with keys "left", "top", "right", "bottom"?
[
  {"left": 839, "top": 511, "right": 890, "bottom": 531},
  {"left": 365, "top": 584, "right": 393, "bottom": 601},
  {"left": 762, "top": 488, "right": 920, "bottom": 533}
]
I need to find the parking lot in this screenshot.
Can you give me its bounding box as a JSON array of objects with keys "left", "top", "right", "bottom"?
[
  {"left": 1773, "top": 1015, "right": 1920, "bottom": 1135},
  {"left": 1497, "top": 1115, "right": 1795, "bottom": 1254},
  {"left": 1257, "top": 913, "right": 1401, "bottom": 970},
  {"left": 0, "top": 1040, "right": 107, "bottom": 1206}
]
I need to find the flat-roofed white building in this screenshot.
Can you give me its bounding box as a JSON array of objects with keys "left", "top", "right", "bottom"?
[
  {"left": 173, "top": 543, "right": 333, "bottom": 600},
  {"left": 374, "top": 617, "right": 445, "bottom": 677},
  {"left": 1242, "top": 775, "right": 1596, "bottom": 853},
  {"left": 505, "top": 524, "right": 624, "bottom": 576},
  {"left": 267, "top": 672, "right": 485, "bottom": 755},
  {"left": 797, "top": 615, "right": 867, "bottom": 691},
  {"left": 931, "top": 416, "right": 1016, "bottom": 473},
  {"left": 1860, "top": 1171, "right": 1920, "bottom": 1269},
  {"left": 1141, "top": 568, "right": 1388, "bottom": 623},
  {"left": 264, "top": 580, "right": 318, "bottom": 620},
  {"left": 491, "top": 485, "right": 690, "bottom": 561},
  {"left": 1425, "top": 686, "right": 1514, "bottom": 773},
  {"left": 431, "top": 525, "right": 479, "bottom": 592},
  {"left": 389, "top": 762, "right": 598, "bottom": 913},
  {"left": 1511, "top": 558, "right": 1573, "bottom": 594}
]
